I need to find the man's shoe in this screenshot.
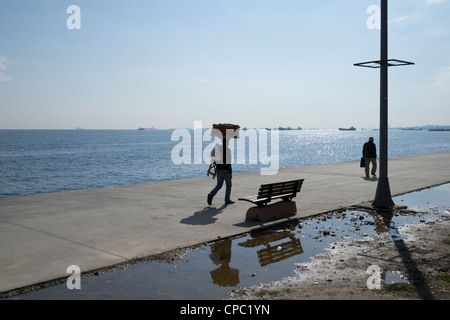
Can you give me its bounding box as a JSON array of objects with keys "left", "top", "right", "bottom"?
[
  {"left": 225, "top": 200, "right": 235, "bottom": 205},
  {"left": 207, "top": 193, "right": 213, "bottom": 205}
]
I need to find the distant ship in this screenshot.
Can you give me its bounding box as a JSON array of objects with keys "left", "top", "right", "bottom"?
[
  {"left": 137, "top": 127, "right": 145, "bottom": 130},
  {"left": 339, "top": 126, "right": 356, "bottom": 131},
  {"left": 278, "top": 126, "right": 302, "bottom": 131}
]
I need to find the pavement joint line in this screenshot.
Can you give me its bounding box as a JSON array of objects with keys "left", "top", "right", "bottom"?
[{"left": 4, "top": 220, "right": 129, "bottom": 261}]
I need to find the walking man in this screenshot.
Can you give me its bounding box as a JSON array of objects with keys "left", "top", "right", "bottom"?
[
  {"left": 208, "top": 138, "right": 234, "bottom": 205},
  {"left": 362, "top": 137, "right": 377, "bottom": 178}
]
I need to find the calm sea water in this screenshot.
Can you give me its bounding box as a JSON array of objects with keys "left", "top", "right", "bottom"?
[{"left": 1, "top": 129, "right": 449, "bottom": 198}]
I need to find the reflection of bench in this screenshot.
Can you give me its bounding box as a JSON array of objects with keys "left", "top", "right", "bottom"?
[
  {"left": 258, "top": 238, "right": 303, "bottom": 266},
  {"left": 238, "top": 179, "right": 304, "bottom": 207},
  {"left": 239, "top": 231, "right": 303, "bottom": 267}
]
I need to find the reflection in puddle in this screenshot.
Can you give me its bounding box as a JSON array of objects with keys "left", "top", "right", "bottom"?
[
  {"left": 384, "top": 271, "right": 409, "bottom": 284},
  {"left": 209, "top": 240, "right": 239, "bottom": 287},
  {"left": 9, "top": 183, "right": 450, "bottom": 300},
  {"left": 239, "top": 230, "right": 303, "bottom": 267}
]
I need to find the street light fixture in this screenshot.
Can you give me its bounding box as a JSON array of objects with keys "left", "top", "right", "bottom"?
[{"left": 354, "top": 0, "right": 414, "bottom": 209}]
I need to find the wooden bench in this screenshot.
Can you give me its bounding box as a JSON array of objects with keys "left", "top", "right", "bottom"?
[{"left": 238, "top": 179, "right": 304, "bottom": 208}]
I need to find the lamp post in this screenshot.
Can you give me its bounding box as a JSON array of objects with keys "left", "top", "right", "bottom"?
[{"left": 354, "top": 0, "right": 414, "bottom": 209}]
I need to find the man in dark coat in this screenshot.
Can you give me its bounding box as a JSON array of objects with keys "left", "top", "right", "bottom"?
[{"left": 362, "top": 137, "right": 377, "bottom": 178}]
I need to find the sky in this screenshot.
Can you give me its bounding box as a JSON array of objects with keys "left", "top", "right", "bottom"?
[{"left": 0, "top": 0, "right": 449, "bottom": 130}]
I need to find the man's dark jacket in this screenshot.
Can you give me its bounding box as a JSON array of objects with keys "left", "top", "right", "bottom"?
[{"left": 363, "top": 141, "right": 377, "bottom": 158}]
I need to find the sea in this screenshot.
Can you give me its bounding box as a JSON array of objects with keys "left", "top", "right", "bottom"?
[{"left": 1, "top": 128, "right": 449, "bottom": 198}]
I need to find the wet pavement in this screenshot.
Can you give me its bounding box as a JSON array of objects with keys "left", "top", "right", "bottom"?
[{"left": 8, "top": 183, "right": 450, "bottom": 300}]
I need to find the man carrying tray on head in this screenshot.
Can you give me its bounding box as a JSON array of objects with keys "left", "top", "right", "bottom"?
[{"left": 207, "top": 123, "right": 240, "bottom": 206}]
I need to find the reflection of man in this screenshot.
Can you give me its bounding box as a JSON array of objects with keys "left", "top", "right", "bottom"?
[
  {"left": 362, "top": 137, "right": 377, "bottom": 178},
  {"left": 209, "top": 239, "right": 239, "bottom": 287},
  {"left": 207, "top": 139, "right": 234, "bottom": 205}
]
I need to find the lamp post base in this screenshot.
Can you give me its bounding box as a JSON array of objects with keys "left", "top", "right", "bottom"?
[{"left": 372, "top": 177, "right": 394, "bottom": 209}]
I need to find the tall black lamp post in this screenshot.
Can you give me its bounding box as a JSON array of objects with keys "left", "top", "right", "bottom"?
[{"left": 354, "top": 0, "right": 414, "bottom": 209}]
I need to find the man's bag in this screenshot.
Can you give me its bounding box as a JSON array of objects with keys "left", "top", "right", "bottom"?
[
  {"left": 207, "top": 162, "right": 216, "bottom": 179},
  {"left": 360, "top": 157, "right": 366, "bottom": 168}
]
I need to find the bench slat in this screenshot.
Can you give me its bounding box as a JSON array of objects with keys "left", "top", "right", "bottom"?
[{"left": 258, "top": 180, "right": 303, "bottom": 198}]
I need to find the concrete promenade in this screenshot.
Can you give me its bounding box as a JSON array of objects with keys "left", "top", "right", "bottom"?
[{"left": 1, "top": 151, "right": 449, "bottom": 293}]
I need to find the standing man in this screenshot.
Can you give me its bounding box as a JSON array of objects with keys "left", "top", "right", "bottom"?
[
  {"left": 362, "top": 137, "right": 377, "bottom": 178},
  {"left": 208, "top": 138, "right": 234, "bottom": 205}
]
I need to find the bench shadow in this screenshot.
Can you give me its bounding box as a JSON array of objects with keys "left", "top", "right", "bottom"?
[
  {"left": 232, "top": 215, "right": 298, "bottom": 229},
  {"left": 362, "top": 176, "right": 378, "bottom": 181},
  {"left": 180, "top": 204, "right": 227, "bottom": 225},
  {"left": 232, "top": 220, "right": 265, "bottom": 228}
]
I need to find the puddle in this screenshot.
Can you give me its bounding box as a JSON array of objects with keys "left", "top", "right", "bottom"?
[
  {"left": 395, "top": 183, "right": 450, "bottom": 212},
  {"left": 7, "top": 183, "right": 450, "bottom": 300},
  {"left": 384, "top": 271, "right": 409, "bottom": 284}
]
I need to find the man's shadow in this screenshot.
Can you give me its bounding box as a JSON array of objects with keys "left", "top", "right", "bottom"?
[{"left": 180, "top": 204, "right": 227, "bottom": 225}]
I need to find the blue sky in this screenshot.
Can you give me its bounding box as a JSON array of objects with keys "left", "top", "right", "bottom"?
[{"left": 0, "top": 0, "right": 449, "bottom": 129}]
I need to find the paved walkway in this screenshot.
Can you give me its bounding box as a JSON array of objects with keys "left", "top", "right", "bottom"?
[{"left": 1, "top": 152, "right": 449, "bottom": 293}]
